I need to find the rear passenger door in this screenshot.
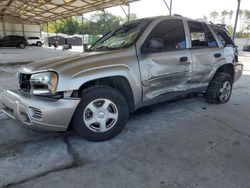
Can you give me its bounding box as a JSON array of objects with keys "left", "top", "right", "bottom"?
[
  {"left": 15, "top": 36, "right": 23, "bottom": 46},
  {"left": 9, "top": 36, "right": 18, "bottom": 47},
  {"left": 187, "top": 21, "right": 223, "bottom": 85}
]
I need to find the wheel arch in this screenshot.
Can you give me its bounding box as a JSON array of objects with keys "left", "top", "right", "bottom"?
[
  {"left": 76, "top": 76, "right": 136, "bottom": 113},
  {"left": 213, "top": 63, "right": 235, "bottom": 82}
]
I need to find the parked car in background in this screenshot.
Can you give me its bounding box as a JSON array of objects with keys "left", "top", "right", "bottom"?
[
  {"left": 0, "top": 16, "right": 243, "bottom": 141},
  {"left": 243, "top": 45, "right": 250, "bottom": 52},
  {"left": 26, "top": 36, "right": 43, "bottom": 47},
  {"left": 0, "top": 35, "right": 28, "bottom": 49}
]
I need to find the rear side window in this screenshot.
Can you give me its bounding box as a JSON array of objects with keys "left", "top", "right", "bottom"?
[
  {"left": 188, "top": 21, "right": 218, "bottom": 48},
  {"left": 212, "top": 27, "right": 234, "bottom": 47},
  {"left": 142, "top": 19, "right": 186, "bottom": 53},
  {"left": 203, "top": 24, "right": 218, "bottom": 47},
  {"left": 11, "top": 36, "right": 17, "bottom": 41}
]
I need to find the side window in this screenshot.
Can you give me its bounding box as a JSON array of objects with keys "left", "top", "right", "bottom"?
[
  {"left": 203, "top": 24, "right": 218, "bottom": 47},
  {"left": 142, "top": 19, "right": 186, "bottom": 53},
  {"left": 213, "top": 28, "right": 234, "bottom": 47},
  {"left": 188, "top": 21, "right": 218, "bottom": 48},
  {"left": 11, "top": 36, "right": 16, "bottom": 41}
]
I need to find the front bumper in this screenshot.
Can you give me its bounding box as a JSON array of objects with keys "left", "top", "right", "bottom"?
[
  {"left": 0, "top": 90, "right": 80, "bottom": 132},
  {"left": 234, "top": 63, "right": 243, "bottom": 82}
]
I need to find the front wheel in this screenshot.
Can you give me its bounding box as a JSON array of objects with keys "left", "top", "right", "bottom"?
[
  {"left": 71, "top": 85, "right": 129, "bottom": 141},
  {"left": 206, "top": 73, "right": 233, "bottom": 104}
]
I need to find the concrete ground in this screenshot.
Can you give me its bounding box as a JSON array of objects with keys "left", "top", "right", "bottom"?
[{"left": 0, "top": 49, "right": 250, "bottom": 188}]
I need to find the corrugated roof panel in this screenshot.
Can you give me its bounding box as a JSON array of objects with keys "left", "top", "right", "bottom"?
[{"left": 0, "top": 0, "right": 139, "bottom": 24}]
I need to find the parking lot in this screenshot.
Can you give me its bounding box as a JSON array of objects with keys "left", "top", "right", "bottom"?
[{"left": 0, "top": 47, "right": 250, "bottom": 188}]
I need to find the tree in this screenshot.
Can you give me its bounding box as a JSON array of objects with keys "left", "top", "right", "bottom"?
[
  {"left": 221, "top": 10, "right": 229, "bottom": 24},
  {"left": 203, "top": 9, "right": 250, "bottom": 38},
  {"left": 128, "top": 13, "right": 137, "bottom": 22},
  {"left": 41, "top": 12, "right": 134, "bottom": 36},
  {"left": 83, "top": 12, "right": 124, "bottom": 35},
  {"left": 228, "top": 10, "right": 234, "bottom": 24},
  {"left": 197, "top": 16, "right": 208, "bottom": 22},
  {"left": 244, "top": 10, "right": 250, "bottom": 33},
  {"left": 55, "top": 17, "right": 79, "bottom": 35},
  {"left": 210, "top": 11, "right": 219, "bottom": 23}
]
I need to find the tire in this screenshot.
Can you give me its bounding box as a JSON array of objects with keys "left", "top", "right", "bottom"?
[
  {"left": 19, "top": 43, "right": 26, "bottom": 49},
  {"left": 37, "top": 42, "right": 42, "bottom": 47},
  {"left": 206, "top": 73, "right": 233, "bottom": 104},
  {"left": 71, "top": 85, "right": 129, "bottom": 141}
]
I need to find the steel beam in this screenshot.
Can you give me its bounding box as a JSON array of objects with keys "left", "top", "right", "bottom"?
[
  {"left": 162, "top": 0, "right": 173, "bottom": 15},
  {"left": 46, "top": 22, "right": 49, "bottom": 38},
  {"left": 233, "top": 0, "right": 241, "bottom": 41},
  {"left": 120, "top": 3, "right": 131, "bottom": 22},
  {"left": 2, "top": 21, "right": 5, "bottom": 36},
  {"left": 82, "top": 15, "right": 84, "bottom": 52},
  {"left": 22, "top": 23, "right": 25, "bottom": 36}
]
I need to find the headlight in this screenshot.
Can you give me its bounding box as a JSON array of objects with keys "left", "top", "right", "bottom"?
[{"left": 30, "top": 72, "right": 58, "bottom": 95}]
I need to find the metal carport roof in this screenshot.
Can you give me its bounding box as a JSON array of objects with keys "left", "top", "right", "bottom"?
[{"left": 0, "top": 0, "right": 139, "bottom": 24}]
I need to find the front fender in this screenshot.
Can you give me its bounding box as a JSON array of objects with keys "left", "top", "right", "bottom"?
[{"left": 57, "top": 64, "right": 142, "bottom": 107}]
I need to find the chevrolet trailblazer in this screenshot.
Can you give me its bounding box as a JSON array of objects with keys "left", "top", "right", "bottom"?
[{"left": 0, "top": 16, "right": 243, "bottom": 141}]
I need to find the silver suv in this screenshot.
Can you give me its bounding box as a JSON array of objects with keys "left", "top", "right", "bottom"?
[{"left": 0, "top": 16, "right": 243, "bottom": 141}]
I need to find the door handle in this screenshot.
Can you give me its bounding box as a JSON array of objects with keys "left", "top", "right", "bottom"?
[
  {"left": 214, "top": 53, "right": 222, "bottom": 58},
  {"left": 179, "top": 57, "right": 190, "bottom": 64},
  {"left": 179, "top": 56, "right": 188, "bottom": 62}
]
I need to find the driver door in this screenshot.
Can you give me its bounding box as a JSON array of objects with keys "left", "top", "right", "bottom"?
[{"left": 138, "top": 19, "right": 192, "bottom": 101}]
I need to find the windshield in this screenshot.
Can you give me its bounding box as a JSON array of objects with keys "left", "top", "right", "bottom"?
[{"left": 89, "top": 18, "right": 153, "bottom": 51}]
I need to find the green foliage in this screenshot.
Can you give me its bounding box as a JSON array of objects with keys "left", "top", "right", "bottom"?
[
  {"left": 210, "top": 11, "right": 219, "bottom": 23},
  {"left": 41, "top": 12, "right": 137, "bottom": 36},
  {"left": 84, "top": 12, "right": 123, "bottom": 35},
  {"left": 205, "top": 10, "right": 250, "bottom": 38},
  {"left": 56, "top": 18, "right": 79, "bottom": 35}
]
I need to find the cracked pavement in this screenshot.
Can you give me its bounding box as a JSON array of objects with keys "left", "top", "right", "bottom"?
[{"left": 0, "top": 49, "right": 250, "bottom": 188}]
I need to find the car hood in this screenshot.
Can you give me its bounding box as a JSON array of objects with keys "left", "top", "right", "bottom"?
[{"left": 19, "top": 51, "right": 115, "bottom": 75}]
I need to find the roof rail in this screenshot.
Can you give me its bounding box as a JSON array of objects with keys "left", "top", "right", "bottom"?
[{"left": 173, "top": 14, "right": 182, "bottom": 17}]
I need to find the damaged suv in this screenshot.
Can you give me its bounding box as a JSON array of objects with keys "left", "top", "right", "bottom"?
[{"left": 0, "top": 16, "right": 243, "bottom": 141}]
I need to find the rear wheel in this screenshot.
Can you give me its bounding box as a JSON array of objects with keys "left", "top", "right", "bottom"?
[
  {"left": 71, "top": 85, "right": 129, "bottom": 141},
  {"left": 206, "top": 73, "right": 233, "bottom": 104},
  {"left": 37, "top": 42, "right": 42, "bottom": 47},
  {"left": 19, "top": 43, "right": 26, "bottom": 49}
]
